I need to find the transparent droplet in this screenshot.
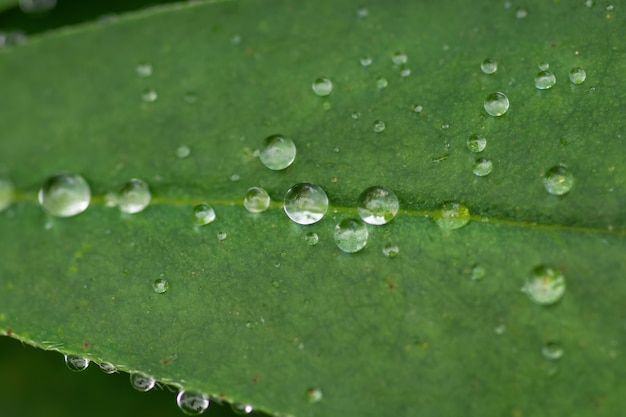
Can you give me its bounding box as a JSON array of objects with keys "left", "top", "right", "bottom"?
[
  {"left": 141, "top": 89, "right": 158, "bottom": 102},
  {"left": 176, "top": 145, "right": 191, "bottom": 159},
  {"left": 584, "top": 0, "right": 594, "bottom": 7},
  {"left": 283, "top": 183, "right": 329, "bottom": 225},
  {"left": 382, "top": 243, "right": 399, "bottom": 258},
  {"left": 306, "top": 388, "right": 323, "bottom": 403},
  {"left": 38, "top": 172, "right": 91, "bottom": 217},
  {"left": 193, "top": 204, "right": 216, "bottom": 226},
  {"left": 494, "top": 324, "right": 506, "bottom": 335},
  {"left": 64, "top": 354, "right": 89, "bottom": 372},
  {"left": 359, "top": 56, "right": 372, "bottom": 67},
  {"left": 231, "top": 403, "right": 254, "bottom": 415},
  {"left": 569, "top": 67, "right": 586, "bottom": 84},
  {"left": 473, "top": 158, "right": 494, "bottom": 177},
  {"left": 244, "top": 187, "right": 271, "bottom": 213},
  {"left": 312, "top": 77, "right": 333, "bottom": 96},
  {"left": 542, "top": 342, "right": 564, "bottom": 361},
  {"left": 483, "top": 92, "right": 509, "bottom": 116},
  {"left": 435, "top": 202, "right": 471, "bottom": 231},
  {"left": 153, "top": 278, "right": 169, "bottom": 294},
  {"left": 480, "top": 58, "right": 498, "bottom": 74},
  {"left": 534, "top": 71, "right": 556, "bottom": 90},
  {"left": 351, "top": 111, "right": 361, "bottom": 120},
  {"left": 373, "top": 120, "right": 386, "bottom": 133},
  {"left": 99, "top": 362, "right": 118, "bottom": 374},
  {"left": 412, "top": 104, "right": 423, "bottom": 113},
  {"left": 0, "top": 178, "right": 15, "bottom": 212},
  {"left": 334, "top": 218, "right": 368, "bottom": 253},
  {"left": 117, "top": 178, "right": 151, "bottom": 214},
  {"left": 135, "top": 62, "right": 152, "bottom": 77},
  {"left": 259, "top": 134, "right": 296, "bottom": 170},
  {"left": 357, "top": 186, "right": 399, "bottom": 225},
  {"left": 470, "top": 264, "right": 486, "bottom": 281},
  {"left": 217, "top": 231, "right": 227, "bottom": 241},
  {"left": 522, "top": 265, "right": 566, "bottom": 305},
  {"left": 19, "top": 0, "right": 56, "bottom": 14},
  {"left": 391, "top": 51, "right": 408, "bottom": 65},
  {"left": 230, "top": 173, "right": 240, "bottom": 182},
  {"left": 515, "top": 7, "right": 528, "bottom": 18},
  {"left": 399, "top": 67, "right": 411, "bottom": 77},
  {"left": 176, "top": 390, "right": 210, "bottom": 415},
  {"left": 543, "top": 165, "right": 574, "bottom": 195},
  {"left": 130, "top": 372, "right": 156, "bottom": 392},
  {"left": 376, "top": 76, "right": 388, "bottom": 89},
  {"left": 467, "top": 134, "right": 487, "bottom": 152},
  {"left": 538, "top": 62, "right": 550, "bottom": 71},
  {"left": 305, "top": 232, "right": 319, "bottom": 246}
]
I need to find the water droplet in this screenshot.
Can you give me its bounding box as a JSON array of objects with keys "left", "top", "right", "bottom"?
[
  {"left": 484, "top": 92, "right": 510, "bottom": 116},
  {"left": 538, "top": 62, "right": 550, "bottom": 71},
  {"left": 376, "top": 76, "right": 388, "bottom": 89},
  {"left": 434, "top": 202, "right": 471, "bottom": 231},
  {"left": 217, "top": 231, "right": 227, "bottom": 241},
  {"left": 535, "top": 71, "right": 556, "bottom": 90},
  {"left": 99, "top": 362, "right": 117, "bottom": 374},
  {"left": 382, "top": 243, "right": 399, "bottom": 258},
  {"left": 19, "top": 0, "right": 56, "bottom": 14},
  {"left": 357, "top": 186, "right": 399, "bottom": 225},
  {"left": 38, "top": 173, "right": 91, "bottom": 217},
  {"left": 176, "top": 390, "right": 210, "bottom": 415},
  {"left": 584, "top": 0, "right": 594, "bottom": 7},
  {"left": 312, "top": 77, "right": 333, "bottom": 96},
  {"left": 473, "top": 158, "right": 494, "bottom": 177},
  {"left": 412, "top": 104, "right": 423, "bottom": 113},
  {"left": 356, "top": 8, "right": 368, "bottom": 18},
  {"left": 176, "top": 145, "right": 191, "bottom": 159},
  {"left": 130, "top": 372, "right": 156, "bottom": 392},
  {"left": 230, "top": 173, "right": 240, "bottom": 182},
  {"left": 569, "top": 67, "right": 586, "bottom": 84},
  {"left": 305, "top": 232, "right": 319, "bottom": 246},
  {"left": 515, "top": 7, "right": 528, "bottom": 18},
  {"left": 494, "top": 324, "right": 506, "bottom": 335},
  {"left": 135, "top": 62, "right": 152, "bottom": 77},
  {"left": 334, "top": 218, "right": 368, "bottom": 253},
  {"left": 193, "top": 204, "right": 216, "bottom": 226},
  {"left": 244, "top": 187, "right": 271, "bottom": 213},
  {"left": 480, "top": 58, "right": 498, "bottom": 74},
  {"left": 359, "top": 56, "right": 372, "bottom": 67},
  {"left": 117, "top": 179, "right": 151, "bottom": 214},
  {"left": 373, "top": 120, "right": 386, "bottom": 133},
  {"left": 64, "top": 354, "right": 89, "bottom": 372},
  {"left": 467, "top": 134, "right": 487, "bottom": 152},
  {"left": 153, "top": 278, "right": 169, "bottom": 294},
  {"left": 141, "top": 89, "right": 158, "bottom": 102},
  {"left": 399, "top": 67, "right": 411, "bottom": 77},
  {"left": 606, "top": 4, "right": 614, "bottom": 11},
  {"left": 470, "top": 264, "right": 486, "bottom": 281},
  {"left": 542, "top": 342, "right": 564, "bottom": 360},
  {"left": 522, "top": 265, "right": 566, "bottom": 305},
  {"left": 351, "top": 111, "right": 361, "bottom": 120},
  {"left": 391, "top": 51, "right": 408, "bottom": 65},
  {"left": 543, "top": 165, "right": 574, "bottom": 195},
  {"left": 306, "top": 388, "right": 323, "bottom": 403},
  {"left": 283, "top": 183, "right": 329, "bottom": 225},
  {"left": 0, "top": 178, "right": 15, "bottom": 212},
  {"left": 259, "top": 134, "right": 296, "bottom": 170},
  {"left": 183, "top": 92, "right": 198, "bottom": 104},
  {"left": 231, "top": 403, "right": 254, "bottom": 415}
]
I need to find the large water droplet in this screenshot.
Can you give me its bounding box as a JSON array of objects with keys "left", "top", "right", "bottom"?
[
  {"left": 391, "top": 51, "right": 408, "bottom": 65},
  {"left": 535, "top": 71, "right": 556, "bottom": 90},
  {"left": 480, "top": 58, "right": 498, "bottom": 74},
  {"left": 467, "top": 134, "right": 487, "bottom": 152},
  {"left": 568, "top": 67, "right": 586, "bottom": 84},
  {"left": 193, "top": 204, "right": 216, "bottom": 226},
  {"left": 472, "top": 158, "right": 494, "bottom": 177},
  {"left": 543, "top": 165, "right": 574, "bottom": 195},
  {"left": 38, "top": 173, "right": 91, "bottom": 217},
  {"left": 434, "top": 202, "right": 470, "bottom": 231},
  {"left": 306, "top": 388, "right": 323, "bottom": 403},
  {"left": 99, "top": 362, "right": 118, "bottom": 374},
  {"left": 373, "top": 120, "right": 386, "bottom": 133},
  {"left": 542, "top": 342, "right": 564, "bottom": 361},
  {"left": 244, "top": 187, "right": 271, "bottom": 213},
  {"left": 522, "top": 266, "right": 566, "bottom": 305},
  {"left": 231, "top": 404, "right": 254, "bottom": 415},
  {"left": 357, "top": 186, "right": 399, "bottom": 225},
  {"left": 130, "top": 372, "right": 156, "bottom": 392},
  {"left": 259, "top": 134, "right": 296, "bottom": 170},
  {"left": 153, "top": 278, "right": 169, "bottom": 294},
  {"left": 176, "top": 390, "right": 210, "bottom": 415},
  {"left": 117, "top": 179, "right": 151, "bottom": 214},
  {"left": 19, "top": 0, "right": 56, "bottom": 14},
  {"left": 135, "top": 62, "right": 152, "bottom": 78},
  {"left": 312, "top": 77, "right": 333, "bottom": 96},
  {"left": 334, "top": 218, "right": 368, "bottom": 253},
  {"left": 305, "top": 232, "right": 319, "bottom": 246},
  {"left": 283, "top": 183, "right": 329, "bottom": 225},
  {"left": 64, "top": 354, "right": 89, "bottom": 372},
  {"left": 376, "top": 76, "right": 388, "bottom": 89},
  {"left": 0, "top": 178, "right": 15, "bottom": 212},
  {"left": 483, "top": 92, "right": 509, "bottom": 116}
]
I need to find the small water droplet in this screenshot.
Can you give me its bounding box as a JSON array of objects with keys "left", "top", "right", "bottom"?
[
  {"left": 359, "top": 55, "right": 372, "bottom": 67},
  {"left": 284, "top": 183, "right": 328, "bottom": 225},
  {"left": 515, "top": 7, "right": 528, "bottom": 18},
  {"left": 351, "top": 111, "right": 361, "bottom": 120},
  {"left": 176, "top": 390, "right": 210, "bottom": 415},
  {"left": 183, "top": 92, "right": 198, "bottom": 104},
  {"left": 99, "top": 362, "right": 118, "bottom": 374},
  {"left": 522, "top": 265, "right": 566, "bottom": 305},
  {"left": 376, "top": 76, "right": 388, "bottom": 89},
  {"left": 217, "top": 231, "right": 227, "bottom": 241},
  {"left": 412, "top": 104, "right": 423, "bottom": 113},
  {"left": 382, "top": 243, "right": 399, "bottom": 258},
  {"left": 484, "top": 92, "right": 510, "bottom": 116},
  {"left": 435, "top": 202, "right": 471, "bottom": 231},
  {"left": 312, "top": 77, "right": 333, "bottom": 97},
  {"left": 231, "top": 403, "right": 254, "bottom": 415},
  {"left": 0, "top": 178, "right": 15, "bottom": 212},
  {"left": 467, "top": 134, "right": 487, "bottom": 152},
  {"left": 584, "top": 0, "right": 594, "bottom": 7},
  {"left": 543, "top": 165, "right": 574, "bottom": 195},
  {"left": 259, "top": 134, "right": 296, "bottom": 170},
  {"left": 373, "top": 120, "right": 386, "bottom": 133},
  {"left": 19, "top": 0, "right": 56, "bottom": 14},
  {"left": 391, "top": 51, "right": 408, "bottom": 65},
  {"left": 117, "top": 179, "right": 151, "bottom": 214},
  {"left": 606, "top": 4, "right": 614, "bottom": 11},
  {"left": 305, "top": 232, "right": 319, "bottom": 246},
  {"left": 470, "top": 264, "right": 486, "bottom": 281},
  {"left": 494, "top": 324, "right": 506, "bottom": 335},
  {"left": 334, "top": 218, "right": 368, "bottom": 253},
  {"left": 244, "top": 187, "right": 271, "bottom": 213},
  {"left": 231, "top": 34, "right": 242, "bottom": 44},
  {"left": 356, "top": 8, "right": 368, "bottom": 18},
  {"left": 473, "top": 158, "right": 494, "bottom": 177},
  {"left": 306, "top": 388, "right": 323, "bottom": 403},
  {"left": 141, "top": 89, "right": 158, "bottom": 102},
  {"left": 193, "top": 204, "right": 216, "bottom": 226},
  {"left": 176, "top": 145, "right": 191, "bottom": 159},
  {"left": 153, "top": 278, "right": 169, "bottom": 294},
  {"left": 542, "top": 342, "right": 564, "bottom": 361},
  {"left": 230, "top": 173, "right": 240, "bottom": 182},
  {"left": 480, "top": 58, "right": 498, "bottom": 74},
  {"left": 38, "top": 173, "right": 91, "bottom": 217},
  {"left": 135, "top": 62, "right": 152, "bottom": 77},
  {"left": 130, "top": 372, "right": 156, "bottom": 392},
  {"left": 357, "top": 186, "right": 399, "bottom": 225},
  {"left": 535, "top": 71, "right": 556, "bottom": 90},
  {"left": 538, "top": 62, "right": 550, "bottom": 71},
  {"left": 568, "top": 67, "right": 586, "bottom": 84},
  {"left": 64, "top": 354, "right": 89, "bottom": 372}
]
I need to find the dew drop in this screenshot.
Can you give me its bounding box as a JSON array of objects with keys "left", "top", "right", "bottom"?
[
  {"left": 568, "top": 67, "right": 586, "bottom": 84},
  {"left": 334, "top": 218, "right": 368, "bottom": 253},
  {"left": 484, "top": 92, "right": 509, "bottom": 116},
  {"left": 382, "top": 243, "right": 399, "bottom": 258},
  {"left": 176, "top": 390, "right": 210, "bottom": 415},
  {"left": 64, "top": 354, "right": 89, "bottom": 372},
  {"left": 99, "top": 362, "right": 118, "bottom": 374},
  {"left": 217, "top": 231, "right": 227, "bottom": 241},
  {"left": 435, "top": 202, "right": 471, "bottom": 231},
  {"left": 19, "top": 0, "right": 56, "bottom": 14},
  {"left": 522, "top": 265, "right": 566, "bottom": 305},
  {"left": 357, "top": 186, "right": 399, "bottom": 225},
  {"left": 351, "top": 111, "right": 361, "bottom": 120},
  {"left": 231, "top": 403, "right": 254, "bottom": 415},
  {"left": 193, "top": 204, "right": 216, "bottom": 226},
  {"left": 480, "top": 58, "right": 498, "bottom": 74},
  {"left": 244, "top": 187, "right": 271, "bottom": 213},
  {"left": 376, "top": 76, "right": 388, "bottom": 89},
  {"left": 283, "top": 183, "right": 329, "bottom": 225},
  {"left": 534, "top": 71, "right": 556, "bottom": 90},
  {"left": 153, "top": 278, "right": 169, "bottom": 294},
  {"left": 391, "top": 51, "right": 408, "bottom": 65},
  {"left": 494, "top": 324, "right": 506, "bottom": 335},
  {"left": 538, "top": 62, "right": 550, "bottom": 71},
  {"left": 470, "top": 264, "right": 486, "bottom": 281},
  {"left": 373, "top": 120, "right": 386, "bottom": 133},
  {"left": 399, "top": 67, "right": 411, "bottom": 77},
  {"left": 467, "top": 134, "right": 487, "bottom": 152},
  {"left": 130, "top": 372, "right": 156, "bottom": 392},
  {"left": 515, "top": 7, "right": 528, "bottom": 18},
  {"left": 38, "top": 173, "right": 91, "bottom": 217},
  {"left": 176, "top": 145, "right": 191, "bottom": 159},
  {"left": 306, "top": 388, "right": 323, "bottom": 403},
  {"left": 0, "top": 178, "right": 15, "bottom": 212},
  {"left": 473, "top": 158, "right": 494, "bottom": 177},
  {"left": 305, "top": 232, "right": 319, "bottom": 246},
  {"left": 542, "top": 342, "right": 564, "bottom": 361},
  {"left": 141, "top": 89, "right": 158, "bottom": 102},
  {"left": 543, "top": 165, "right": 574, "bottom": 195},
  {"left": 359, "top": 56, "right": 372, "bottom": 67},
  {"left": 135, "top": 62, "right": 152, "bottom": 78},
  {"left": 117, "top": 178, "right": 151, "bottom": 214},
  {"left": 312, "top": 77, "right": 333, "bottom": 96},
  {"left": 411, "top": 104, "right": 423, "bottom": 113},
  {"left": 259, "top": 134, "right": 296, "bottom": 170},
  {"left": 584, "top": 0, "right": 594, "bottom": 7}
]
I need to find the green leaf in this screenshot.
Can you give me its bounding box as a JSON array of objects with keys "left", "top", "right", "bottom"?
[{"left": 1, "top": 1, "right": 624, "bottom": 416}]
